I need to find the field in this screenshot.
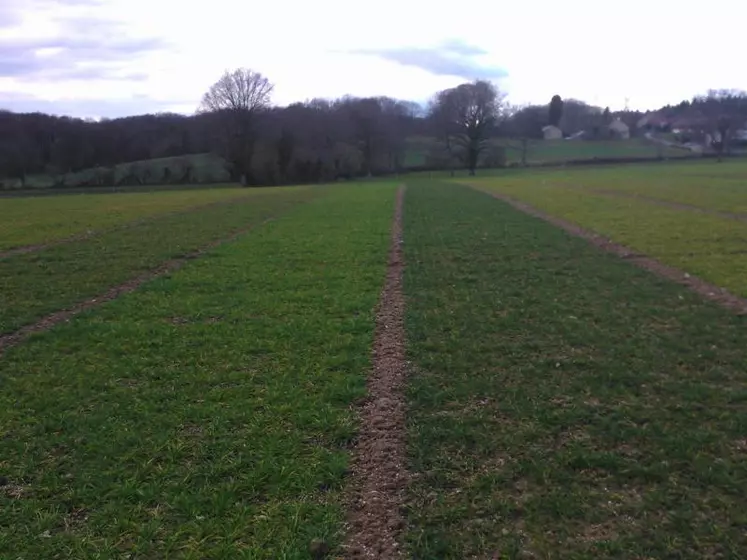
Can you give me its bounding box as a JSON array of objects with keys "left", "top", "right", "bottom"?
[
  {"left": 0, "top": 186, "right": 266, "bottom": 250},
  {"left": 8, "top": 153, "right": 229, "bottom": 190},
  {"left": 463, "top": 160, "right": 747, "bottom": 298},
  {"left": 6, "top": 137, "right": 694, "bottom": 191},
  {"left": 2, "top": 162, "right": 747, "bottom": 558},
  {"left": 405, "top": 136, "right": 688, "bottom": 167}
]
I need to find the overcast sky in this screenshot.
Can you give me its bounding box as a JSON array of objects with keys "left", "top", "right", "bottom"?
[{"left": 1, "top": 0, "right": 745, "bottom": 118}]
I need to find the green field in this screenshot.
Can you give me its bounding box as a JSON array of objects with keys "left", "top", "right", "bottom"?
[
  {"left": 2, "top": 163, "right": 747, "bottom": 558},
  {"left": 0, "top": 187, "right": 314, "bottom": 333},
  {"left": 5, "top": 137, "right": 693, "bottom": 191},
  {"left": 9, "top": 153, "right": 229, "bottom": 190},
  {"left": 405, "top": 136, "right": 688, "bottom": 167},
  {"left": 403, "top": 182, "right": 747, "bottom": 557},
  {"left": 463, "top": 160, "right": 747, "bottom": 297},
  {"left": 0, "top": 186, "right": 260, "bottom": 250}
]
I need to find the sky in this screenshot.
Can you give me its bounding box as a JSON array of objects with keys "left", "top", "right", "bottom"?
[{"left": 1, "top": 0, "right": 746, "bottom": 119}]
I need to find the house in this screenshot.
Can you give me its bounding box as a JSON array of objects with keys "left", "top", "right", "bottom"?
[
  {"left": 731, "top": 126, "right": 747, "bottom": 142},
  {"left": 637, "top": 113, "right": 670, "bottom": 131},
  {"left": 608, "top": 119, "right": 630, "bottom": 139},
  {"left": 670, "top": 116, "right": 710, "bottom": 134},
  {"left": 542, "top": 125, "right": 563, "bottom": 140}
]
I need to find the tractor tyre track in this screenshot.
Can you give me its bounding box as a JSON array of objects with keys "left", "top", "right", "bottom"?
[{"left": 344, "top": 186, "right": 408, "bottom": 559}]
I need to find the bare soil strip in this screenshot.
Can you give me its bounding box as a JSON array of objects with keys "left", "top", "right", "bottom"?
[
  {"left": 589, "top": 188, "right": 747, "bottom": 223},
  {"left": 477, "top": 188, "right": 747, "bottom": 316},
  {"left": 0, "top": 195, "right": 259, "bottom": 259},
  {"left": 344, "top": 186, "right": 408, "bottom": 559},
  {"left": 0, "top": 217, "right": 276, "bottom": 357}
]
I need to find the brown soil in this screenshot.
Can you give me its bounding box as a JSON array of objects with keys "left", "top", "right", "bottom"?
[
  {"left": 343, "top": 186, "right": 408, "bottom": 559},
  {"left": 480, "top": 190, "right": 747, "bottom": 316},
  {"left": 0, "top": 194, "right": 259, "bottom": 260},
  {"left": 590, "top": 189, "right": 747, "bottom": 223},
  {"left": 0, "top": 217, "right": 276, "bottom": 357}
]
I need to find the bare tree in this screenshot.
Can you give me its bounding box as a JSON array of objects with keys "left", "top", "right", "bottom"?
[
  {"left": 428, "top": 90, "right": 460, "bottom": 175},
  {"left": 503, "top": 104, "right": 546, "bottom": 166},
  {"left": 200, "top": 69, "right": 273, "bottom": 113},
  {"left": 560, "top": 99, "right": 603, "bottom": 136},
  {"left": 199, "top": 69, "right": 274, "bottom": 185},
  {"left": 696, "top": 89, "right": 747, "bottom": 161},
  {"left": 430, "top": 80, "right": 505, "bottom": 175}
]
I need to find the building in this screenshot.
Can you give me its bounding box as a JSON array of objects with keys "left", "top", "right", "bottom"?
[
  {"left": 608, "top": 119, "right": 630, "bottom": 139},
  {"left": 637, "top": 113, "right": 670, "bottom": 130},
  {"left": 542, "top": 125, "right": 563, "bottom": 140}
]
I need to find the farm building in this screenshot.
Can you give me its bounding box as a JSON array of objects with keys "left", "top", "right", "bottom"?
[
  {"left": 608, "top": 119, "right": 630, "bottom": 139},
  {"left": 542, "top": 125, "right": 563, "bottom": 140},
  {"left": 637, "top": 113, "right": 670, "bottom": 130}
]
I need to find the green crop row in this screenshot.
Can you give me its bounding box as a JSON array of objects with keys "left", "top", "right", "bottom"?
[
  {"left": 466, "top": 167, "right": 747, "bottom": 297},
  {"left": 0, "top": 182, "right": 398, "bottom": 558},
  {"left": 402, "top": 182, "right": 747, "bottom": 558},
  {"left": 0, "top": 186, "right": 268, "bottom": 250},
  {"left": 0, "top": 187, "right": 314, "bottom": 334}
]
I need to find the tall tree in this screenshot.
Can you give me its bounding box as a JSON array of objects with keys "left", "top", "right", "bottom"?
[
  {"left": 503, "top": 104, "right": 546, "bottom": 165},
  {"left": 430, "top": 80, "right": 504, "bottom": 175},
  {"left": 696, "top": 89, "right": 747, "bottom": 160},
  {"left": 549, "top": 95, "right": 563, "bottom": 127},
  {"left": 199, "top": 68, "right": 273, "bottom": 185}
]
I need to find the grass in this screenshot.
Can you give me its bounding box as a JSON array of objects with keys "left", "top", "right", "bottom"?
[
  {"left": 473, "top": 160, "right": 747, "bottom": 214},
  {"left": 10, "top": 153, "right": 229, "bottom": 190},
  {"left": 463, "top": 160, "right": 747, "bottom": 297},
  {"left": 8, "top": 136, "right": 691, "bottom": 193},
  {"left": 0, "top": 182, "right": 398, "bottom": 558},
  {"left": 402, "top": 181, "right": 747, "bottom": 558},
  {"left": 0, "top": 186, "right": 254, "bottom": 250},
  {"left": 405, "top": 136, "right": 687, "bottom": 168},
  {"left": 0, "top": 187, "right": 314, "bottom": 334},
  {"left": 507, "top": 138, "right": 686, "bottom": 163}
]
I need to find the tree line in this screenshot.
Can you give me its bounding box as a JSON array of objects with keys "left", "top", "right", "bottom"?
[{"left": 1, "top": 69, "right": 744, "bottom": 188}]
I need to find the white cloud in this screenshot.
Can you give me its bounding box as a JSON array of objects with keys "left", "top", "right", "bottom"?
[{"left": 1, "top": 0, "right": 746, "bottom": 117}]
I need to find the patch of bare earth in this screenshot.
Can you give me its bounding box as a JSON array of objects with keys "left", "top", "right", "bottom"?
[
  {"left": 0, "top": 217, "right": 276, "bottom": 357},
  {"left": 589, "top": 189, "right": 747, "bottom": 223},
  {"left": 0, "top": 195, "right": 259, "bottom": 260},
  {"left": 343, "top": 186, "right": 407, "bottom": 559},
  {"left": 478, "top": 189, "right": 747, "bottom": 316}
]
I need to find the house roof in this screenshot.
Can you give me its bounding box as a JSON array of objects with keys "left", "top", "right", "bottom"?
[
  {"left": 637, "top": 113, "right": 669, "bottom": 128},
  {"left": 670, "top": 116, "right": 710, "bottom": 129}
]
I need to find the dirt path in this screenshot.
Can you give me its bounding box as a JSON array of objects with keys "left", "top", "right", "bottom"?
[
  {"left": 476, "top": 188, "right": 747, "bottom": 316},
  {"left": 343, "top": 186, "right": 408, "bottom": 559},
  {"left": 589, "top": 188, "right": 747, "bottom": 223},
  {"left": 0, "top": 194, "right": 260, "bottom": 260},
  {"left": 0, "top": 216, "right": 278, "bottom": 357}
]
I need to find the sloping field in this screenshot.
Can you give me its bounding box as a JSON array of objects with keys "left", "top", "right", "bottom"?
[
  {"left": 0, "top": 185, "right": 254, "bottom": 251},
  {"left": 0, "top": 187, "right": 315, "bottom": 334},
  {"left": 464, "top": 160, "right": 747, "bottom": 298},
  {"left": 405, "top": 136, "right": 687, "bottom": 167}
]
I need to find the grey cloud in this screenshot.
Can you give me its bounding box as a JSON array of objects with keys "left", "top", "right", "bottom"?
[
  {"left": 437, "top": 39, "right": 486, "bottom": 57},
  {"left": 349, "top": 39, "right": 508, "bottom": 80},
  {"left": 0, "top": 92, "right": 190, "bottom": 118},
  {"left": 0, "top": 6, "right": 23, "bottom": 27},
  {"left": 0, "top": 1, "right": 167, "bottom": 82}
]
